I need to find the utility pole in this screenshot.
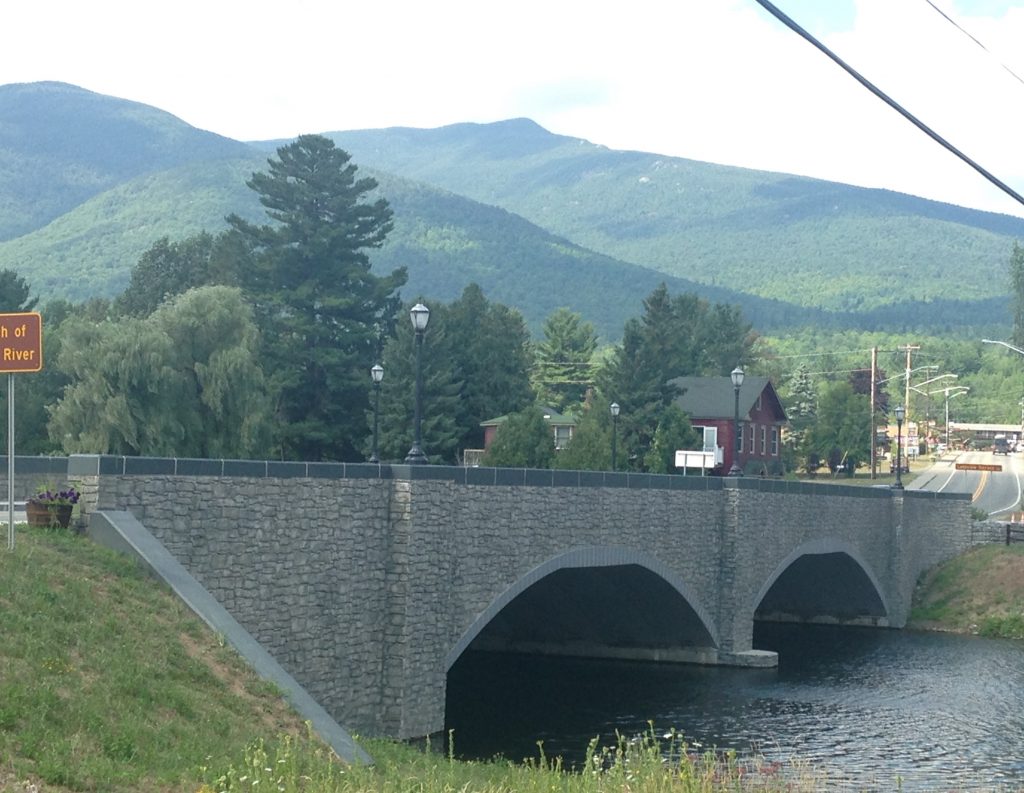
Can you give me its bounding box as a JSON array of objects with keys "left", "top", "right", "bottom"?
[
  {"left": 899, "top": 344, "right": 920, "bottom": 420},
  {"left": 898, "top": 343, "right": 920, "bottom": 466}
]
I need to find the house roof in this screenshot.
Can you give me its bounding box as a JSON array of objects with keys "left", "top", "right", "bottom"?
[
  {"left": 670, "top": 376, "right": 788, "bottom": 422},
  {"left": 480, "top": 406, "right": 577, "bottom": 428}
]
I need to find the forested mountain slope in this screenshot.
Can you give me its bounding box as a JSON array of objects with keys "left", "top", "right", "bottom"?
[
  {"left": 0, "top": 83, "right": 1018, "bottom": 339},
  {"left": 0, "top": 82, "right": 252, "bottom": 241},
  {"left": 326, "top": 119, "right": 1024, "bottom": 312}
]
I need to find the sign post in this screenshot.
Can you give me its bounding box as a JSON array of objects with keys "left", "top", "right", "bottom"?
[{"left": 0, "top": 312, "right": 43, "bottom": 550}]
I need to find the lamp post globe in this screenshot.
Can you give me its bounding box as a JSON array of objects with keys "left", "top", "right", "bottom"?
[
  {"left": 728, "top": 366, "right": 745, "bottom": 476},
  {"left": 404, "top": 303, "right": 430, "bottom": 465},
  {"left": 610, "top": 402, "right": 620, "bottom": 470},
  {"left": 369, "top": 364, "right": 383, "bottom": 464},
  {"left": 893, "top": 404, "right": 905, "bottom": 490}
]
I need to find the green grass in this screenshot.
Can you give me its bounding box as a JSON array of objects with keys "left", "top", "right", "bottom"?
[
  {"left": 200, "top": 728, "right": 822, "bottom": 793},
  {"left": 910, "top": 544, "right": 1024, "bottom": 637},
  {"left": 0, "top": 523, "right": 310, "bottom": 792}
]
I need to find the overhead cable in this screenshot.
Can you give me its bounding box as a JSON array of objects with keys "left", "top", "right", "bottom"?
[
  {"left": 922, "top": 0, "right": 1024, "bottom": 89},
  {"left": 752, "top": 0, "right": 1024, "bottom": 210}
]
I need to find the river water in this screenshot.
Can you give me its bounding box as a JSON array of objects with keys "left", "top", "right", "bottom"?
[{"left": 445, "top": 623, "right": 1024, "bottom": 791}]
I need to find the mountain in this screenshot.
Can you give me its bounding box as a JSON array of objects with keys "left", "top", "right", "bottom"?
[
  {"left": 324, "top": 119, "right": 1024, "bottom": 313},
  {"left": 0, "top": 83, "right": 1018, "bottom": 339},
  {"left": 0, "top": 82, "right": 252, "bottom": 241}
]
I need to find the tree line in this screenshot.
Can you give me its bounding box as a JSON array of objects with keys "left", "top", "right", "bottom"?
[{"left": 4, "top": 134, "right": 1006, "bottom": 475}]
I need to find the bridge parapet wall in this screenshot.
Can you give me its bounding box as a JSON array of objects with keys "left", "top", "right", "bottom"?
[
  {"left": 63, "top": 455, "right": 973, "bottom": 740},
  {"left": 69, "top": 455, "right": 397, "bottom": 736},
  {"left": 0, "top": 455, "right": 74, "bottom": 500}
]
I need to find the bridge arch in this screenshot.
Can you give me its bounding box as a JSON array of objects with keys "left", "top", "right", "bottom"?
[
  {"left": 751, "top": 538, "right": 892, "bottom": 626},
  {"left": 445, "top": 546, "right": 719, "bottom": 670}
]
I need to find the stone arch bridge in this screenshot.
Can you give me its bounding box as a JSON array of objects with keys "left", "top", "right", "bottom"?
[{"left": 58, "top": 455, "right": 974, "bottom": 741}]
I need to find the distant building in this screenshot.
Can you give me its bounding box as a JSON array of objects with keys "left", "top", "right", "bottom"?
[
  {"left": 460, "top": 406, "right": 579, "bottom": 466},
  {"left": 671, "top": 375, "right": 788, "bottom": 476}
]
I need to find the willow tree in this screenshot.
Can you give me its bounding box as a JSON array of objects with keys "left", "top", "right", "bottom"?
[
  {"left": 227, "top": 135, "right": 407, "bottom": 461},
  {"left": 50, "top": 286, "right": 270, "bottom": 457}
]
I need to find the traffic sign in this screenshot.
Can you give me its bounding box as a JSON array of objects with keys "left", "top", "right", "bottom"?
[
  {"left": 955, "top": 463, "right": 1002, "bottom": 472},
  {"left": 0, "top": 313, "right": 42, "bottom": 373}
]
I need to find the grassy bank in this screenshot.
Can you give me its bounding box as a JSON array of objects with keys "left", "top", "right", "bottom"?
[
  {"left": 909, "top": 542, "right": 1024, "bottom": 638},
  {"left": 3, "top": 523, "right": 1018, "bottom": 792},
  {"left": 0, "top": 524, "right": 824, "bottom": 792},
  {"left": 0, "top": 523, "right": 312, "bottom": 792}
]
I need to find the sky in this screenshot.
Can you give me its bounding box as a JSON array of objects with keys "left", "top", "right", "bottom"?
[{"left": 5, "top": 0, "right": 1024, "bottom": 217}]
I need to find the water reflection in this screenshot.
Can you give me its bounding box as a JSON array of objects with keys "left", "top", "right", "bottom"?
[{"left": 445, "top": 623, "right": 1024, "bottom": 790}]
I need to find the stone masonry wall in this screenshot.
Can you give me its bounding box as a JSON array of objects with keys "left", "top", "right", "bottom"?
[
  {"left": 69, "top": 456, "right": 973, "bottom": 740},
  {"left": 92, "top": 469, "right": 395, "bottom": 737},
  {"left": 392, "top": 478, "right": 728, "bottom": 737}
]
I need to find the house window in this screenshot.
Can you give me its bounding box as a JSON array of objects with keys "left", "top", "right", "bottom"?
[
  {"left": 738, "top": 423, "right": 744, "bottom": 453},
  {"left": 771, "top": 427, "right": 779, "bottom": 456},
  {"left": 748, "top": 425, "right": 755, "bottom": 453},
  {"left": 553, "top": 425, "right": 573, "bottom": 450},
  {"left": 700, "top": 425, "right": 717, "bottom": 452},
  {"left": 760, "top": 426, "right": 767, "bottom": 455}
]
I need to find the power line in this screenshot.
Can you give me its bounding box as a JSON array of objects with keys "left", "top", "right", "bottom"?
[
  {"left": 770, "top": 348, "right": 905, "bottom": 360},
  {"left": 921, "top": 0, "right": 1024, "bottom": 89},
  {"left": 763, "top": 348, "right": 877, "bottom": 359},
  {"left": 752, "top": 0, "right": 1024, "bottom": 210},
  {"left": 801, "top": 368, "right": 871, "bottom": 376}
]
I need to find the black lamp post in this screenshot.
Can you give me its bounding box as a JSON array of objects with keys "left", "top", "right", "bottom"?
[
  {"left": 404, "top": 303, "right": 430, "bottom": 464},
  {"left": 893, "top": 404, "right": 905, "bottom": 490},
  {"left": 610, "top": 402, "right": 620, "bottom": 470},
  {"left": 369, "top": 363, "right": 383, "bottom": 464},
  {"left": 728, "top": 366, "right": 744, "bottom": 476}
]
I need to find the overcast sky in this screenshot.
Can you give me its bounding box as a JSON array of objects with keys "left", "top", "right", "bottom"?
[{"left": 6, "top": 0, "right": 1024, "bottom": 217}]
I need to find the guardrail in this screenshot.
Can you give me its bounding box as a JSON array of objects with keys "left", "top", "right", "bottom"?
[{"left": 1006, "top": 523, "right": 1024, "bottom": 546}]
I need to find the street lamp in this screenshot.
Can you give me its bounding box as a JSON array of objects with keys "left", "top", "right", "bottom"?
[
  {"left": 404, "top": 303, "right": 430, "bottom": 464},
  {"left": 610, "top": 402, "right": 620, "bottom": 470},
  {"left": 369, "top": 363, "right": 383, "bottom": 464},
  {"left": 728, "top": 366, "right": 744, "bottom": 477},
  {"left": 982, "top": 338, "right": 1024, "bottom": 356},
  {"left": 893, "top": 404, "right": 905, "bottom": 490}
]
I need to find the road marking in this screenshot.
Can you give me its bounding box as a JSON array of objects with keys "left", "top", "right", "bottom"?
[
  {"left": 988, "top": 463, "right": 1023, "bottom": 517},
  {"left": 973, "top": 471, "right": 988, "bottom": 502}
]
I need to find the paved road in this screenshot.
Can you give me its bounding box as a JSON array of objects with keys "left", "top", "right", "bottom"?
[{"left": 907, "top": 450, "right": 1023, "bottom": 518}]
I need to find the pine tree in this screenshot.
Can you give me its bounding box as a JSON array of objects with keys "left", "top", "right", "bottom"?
[
  {"left": 0, "top": 270, "right": 38, "bottom": 312},
  {"left": 445, "top": 284, "right": 534, "bottom": 450},
  {"left": 227, "top": 135, "right": 406, "bottom": 461},
  {"left": 532, "top": 308, "right": 598, "bottom": 414},
  {"left": 375, "top": 301, "right": 463, "bottom": 464},
  {"left": 599, "top": 284, "right": 754, "bottom": 471},
  {"left": 784, "top": 363, "right": 818, "bottom": 473},
  {"left": 1011, "top": 242, "right": 1024, "bottom": 349},
  {"left": 643, "top": 404, "right": 701, "bottom": 473}
]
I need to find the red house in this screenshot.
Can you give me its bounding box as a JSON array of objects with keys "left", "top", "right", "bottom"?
[{"left": 671, "top": 375, "right": 788, "bottom": 476}]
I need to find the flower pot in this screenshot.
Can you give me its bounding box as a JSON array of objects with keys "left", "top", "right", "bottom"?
[{"left": 26, "top": 501, "right": 73, "bottom": 529}]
